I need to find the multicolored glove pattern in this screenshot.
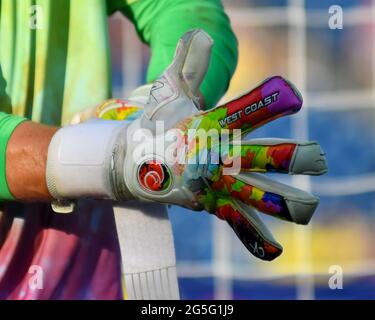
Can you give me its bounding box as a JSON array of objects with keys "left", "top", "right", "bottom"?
[
  {"left": 69, "top": 30, "right": 327, "bottom": 261},
  {"left": 139, "top": 75, "right": 324, "bottom": 261},
  {"left": 92, "top": 82, "right": 326, "bottom": 261}
]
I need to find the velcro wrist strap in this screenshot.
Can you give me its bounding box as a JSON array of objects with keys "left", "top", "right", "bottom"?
[{"left": 46, "top": 120, "right": 131, "bottom": 201}]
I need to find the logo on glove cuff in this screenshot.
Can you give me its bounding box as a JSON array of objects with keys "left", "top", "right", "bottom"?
[{"left": 137, "top": 160, "right": 172, "bottom": 193}]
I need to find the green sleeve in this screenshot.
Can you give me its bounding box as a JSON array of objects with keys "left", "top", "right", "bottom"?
[
  {"left": 111, "top": 0, "right": 238, "bottom": 109},
  {"left": 0, "top": 112, "right": 27, "bottom": 200}
]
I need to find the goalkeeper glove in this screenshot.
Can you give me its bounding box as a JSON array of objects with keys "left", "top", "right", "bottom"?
[{"left": 46, "top": 29, "right": 327, "bottom": 260}]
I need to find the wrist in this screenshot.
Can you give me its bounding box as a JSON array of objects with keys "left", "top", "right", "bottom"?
[
  {"left": 5, "top": 121, "right": 57, "bottom": 201},
  {"left": 0, "top": 114, "right": 28, "bottom": 200}
]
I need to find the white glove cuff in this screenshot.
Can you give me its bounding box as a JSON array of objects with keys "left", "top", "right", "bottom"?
[{"left": 46, "top": 120, "right": 131, "bottom": 201}]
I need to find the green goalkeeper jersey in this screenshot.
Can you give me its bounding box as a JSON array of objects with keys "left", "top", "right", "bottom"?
[
  {"left": 0, "top": 0, "right": 238, "bottom": 199},
  {"left": 0, "top": 0, "right": 112, "bottom": 125}
]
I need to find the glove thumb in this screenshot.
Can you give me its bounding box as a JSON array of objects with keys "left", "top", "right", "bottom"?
[
  {"left": 144, "top": 29, "right": 213, "bottom": 126},
  {"left": 170, "top": 29, "right": 213, "bottom": 98}
]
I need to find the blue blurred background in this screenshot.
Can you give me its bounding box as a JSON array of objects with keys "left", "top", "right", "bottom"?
[{"left": 109, "top": 0, "right": 375, "bottom": 299}]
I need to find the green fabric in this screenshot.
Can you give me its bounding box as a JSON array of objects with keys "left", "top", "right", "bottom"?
[
  {"left": 0, "top": 0, "right": 112, "bottom": 199},
  {"left": 0, "top": 0, "right": 111, "bottom": 125},
  {"left": 0, "top": 112, "right": 27, "bottom": 200},
  {"left": 115, "top": 0, "right": 238, "bottom": 108},
  {"left": 0, "top": 0, "right": 237, "bottom": 199}
]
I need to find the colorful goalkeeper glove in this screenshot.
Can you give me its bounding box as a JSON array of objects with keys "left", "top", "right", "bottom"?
[{"left": 46, "top": 29, "right": 327, "bottom": 260}]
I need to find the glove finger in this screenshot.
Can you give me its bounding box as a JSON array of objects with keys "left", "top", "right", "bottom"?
[
  {"left": 143, "top": 29, "right": 213, "bottom": 129},
  {"left": 200, "top": 76, "right": 302, "bottom": 136},
  {"left": 215, "top": 198, "right": 282, "bottom": 261},
  {"left": 95, "top": 99, "right": 144, "bottom": 121},
  {"left": 167, "top": 29, "right": 213, "bottom": 97},
  {"left": 223, "top": 139, "right": 327, "bottom": 175},
  {"left": 70, "top": 99, "right": 144, "bottom": 124},
  {"left": 211, "top": 172, "right": 319, "bottom": 225}
]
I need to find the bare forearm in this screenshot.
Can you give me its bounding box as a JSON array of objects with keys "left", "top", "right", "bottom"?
[{"left": 6, "top": 121, "right": 58, "bottom": 200}]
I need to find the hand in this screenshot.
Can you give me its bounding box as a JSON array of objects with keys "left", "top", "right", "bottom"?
[
  {"left": 121, "top": 30, "right": 327, "bottom": 260},
  {"left": 125, "top": 83, "right": 326, "bottom": 261},
  {"left": 46, "top": 30, "right": 327, "bottom": 260}
]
